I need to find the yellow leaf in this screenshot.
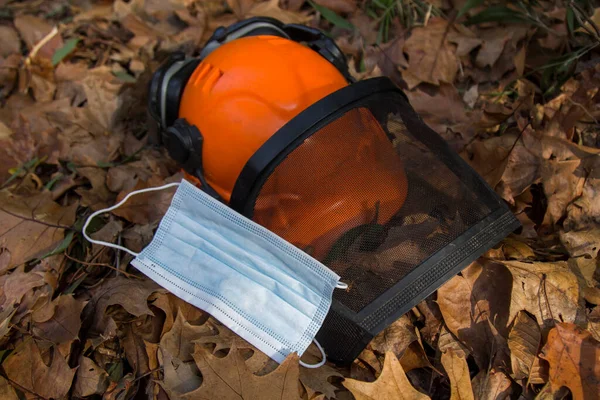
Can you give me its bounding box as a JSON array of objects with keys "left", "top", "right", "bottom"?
[
  {"left": 343, "top": 352, "right": 430, "bottom": 400},
  {"left": 441, "top": 350, "right": 474, "bottom": 400}
]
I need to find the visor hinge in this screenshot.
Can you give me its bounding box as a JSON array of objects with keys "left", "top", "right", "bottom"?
[{"left": 165, "top": 119, "right": 222, "bottom": 200}]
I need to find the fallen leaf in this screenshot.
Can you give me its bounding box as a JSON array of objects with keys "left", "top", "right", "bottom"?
[
  {"left": 73, "top": 356, "right": 110, "bottom": 397},
  {"left": 441, "top": 349, "right": 474, "bottom": 400},
  {"left": 313, "top": 0, "right": 356, "bottom": 14},
  {"left": 13, "top": 15, "right": 63, "bottom": 61},
  {"left": 80, "top": 66, "right": 124, "bottom": 131},
  {"left": 161, "top": 348, "right": 203, "bottom": 397},
  {"left": 402, "top": 18, "right": 458, "bottom": 87},
  {"left": 438, "top": 325, "right": 470, "bottom": 359},
  {"left": 0, "top": 190, "right": 77, "bottom": 270},
  {"left": 370, "top": 315, "right": 416, "bottom": 357},
  {"left": 0, "top": 266, "right": 46, "bottom": 307},
  {"left": 86, "top": 276, "right": 160, "bottom": 339},
  {"left": 502, "top": 260, "right": 583, "bottom": 330},
  {"left": 471, "top": 369, "right": 512, "bottom": 400},
  {"left": 502, "top": 237, "right": 535, "bottom": 260},
  {"left": 0, "top": 376, "right": 19, "bottom": 400},
  {"left": 541, "top": 323, "right": 600, "bottom": 400},
  {"left": 437, "top": 261, "right": 512, "bottom": 368},
  {"left": 299, "top": 360, "right": 342, "bottom": 399},
  {"left": 508, "top": 311, "right": 541, "bottom": 381},
  {"left": 160, "top": 311, "right": 215, "bottom": 362},
  {"left": 0, "top": 26, "right": 21, "bottom": 58},
  {"left": 111, "top": 175, "right": 178, "bottom": 225},
  {"left": 32, "top": 294, "right": 87, "bottom": 346},
  {"left": 247, "top": 0, "right": 311, "bottom": 24},
  {"left": 184, "top": 342, "right": 301, "bottom": 400},
  {"left": 343, "top": 351, "right": 430, "bottom": 400},
  {"left": 4, "top": 339, "right": 76, "bottom": 399},
  {"left": 75, "top": 167, "right": 114, "bottom": 211}
]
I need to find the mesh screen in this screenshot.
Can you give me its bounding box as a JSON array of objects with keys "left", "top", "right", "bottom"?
[{"left": 251, "top": 97, "right": 492, "bottom": 313}]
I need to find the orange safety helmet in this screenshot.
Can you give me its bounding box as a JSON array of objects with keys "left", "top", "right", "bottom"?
[
  {"left": 148, "top": 17, "right": 408, "bottom": 260},
  {"left": 147, "top": 17, "right": 521, "bottom": 365}
]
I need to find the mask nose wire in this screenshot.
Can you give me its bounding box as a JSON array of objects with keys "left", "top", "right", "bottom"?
[{"left": 82, "top": 182, "right": 181, "bottom": 257}]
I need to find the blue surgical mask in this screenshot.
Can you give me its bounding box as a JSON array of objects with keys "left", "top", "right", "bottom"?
[{"left": 83, "top": 179, "right": 347, "bottom": 367}]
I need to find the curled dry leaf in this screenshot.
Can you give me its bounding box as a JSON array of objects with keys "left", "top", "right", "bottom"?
[
  {"left": 441, "top": 349, "right": 474, "bottom": 400},
  {"left": 370, "top": 315, "right": 416, "bottom": 357},
  {"left": 4, "top": 339, "right": 76, "bottom": 399},
  {"left": 86, "top": 276, "right": 160, "bottom": 339},
  {"left": 343, "top": 351, "right": 430, "bottom": 400},
  {"left": 0, "top": 190, "right": 77, "bottom": 271},
  {"left": 184, "top": 342, "right": 301, "bottom": 400},
  {"left": 541, "top": 323, "right": 600, "bottom": 400}
]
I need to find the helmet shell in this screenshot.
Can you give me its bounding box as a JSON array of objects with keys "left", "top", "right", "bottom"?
[{"left": 178, "top": 35, "right": 348, "bottom": 201}]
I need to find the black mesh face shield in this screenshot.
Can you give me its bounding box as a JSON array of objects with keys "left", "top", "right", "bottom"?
[{"left": 228, "top": 77, "right": 520, "bottom": 364}]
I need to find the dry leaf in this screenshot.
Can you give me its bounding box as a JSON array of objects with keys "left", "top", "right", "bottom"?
[
  {"left": 4, "top": 339, "right": 76, "bottom": 399},
  {"left": 0, "top": 190, "right": 77, "bottom": 270},
  {"left": 343, "top": 351, "right": 430, "bottom": 400},
  {"left": 0, "top": 376, "right": 19, "bottom": 400},
  {"left": 184, "top": 342, "right": 301, "bottom": 400},
  {"left": 86, "top": 276, "right": 160, "bottom": 339},
  {"left": 402, "top": 18, "right": 458, "bottom": 87},
  {"left": 508, "top": 311, "right": 541, "bottom": 381},
  {"left": 160, "top": 311, "right": 215, "bottom": 362},
  {"left": 247, "top": 0, "right": 310, "bottom": 24},
  {"left": 441, "top": 349, "right": 474, "bottom": 400},
  {"left": 161, "top": 348, "right": 203, "bottom": 397},
  {"left": 502, "top": 261, "right": 583, "bottom": 330},
  {"left": 112, "top": 175, "right": 178, "bottom": 225},
  {"left": 0, "top": 26, "right": 20, "bottom": 57},
  {"left": 438, "top": 325, "right": 470, "bottom": 359},
  {"left": 13, "top": 15, "right": 63, "bottom": 61},
  {"left": 471, "top": 369, "right": 512, "bottom": 400},
  {"left": 32, "top": 294, "right": 87, "bottom": 346},
  {"left": 437, "top": 261, "right": 512, "bottom": 368},
  {"left": 541, "top": 323, "right": 600, "bottom": 400},
  {"left": 299, "top": 361, "right": 343, "bottom": 399},
  {"left": 73, "top": 356, "right": 110, "bottom": 397},
  {"left": 370, "top": 315, "right": 416, "bottom": 357}
]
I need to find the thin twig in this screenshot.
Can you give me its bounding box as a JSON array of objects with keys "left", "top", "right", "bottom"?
[
  {"left": 0, "top": 207, "right": 73, "bottom": 230},
  {"left": 64, "top": 253, "right": 141, "bottom": 280}
]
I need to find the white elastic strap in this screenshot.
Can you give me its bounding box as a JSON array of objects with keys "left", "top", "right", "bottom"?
[
  {"left": 299, "top": 339, "right": 327, "bottom": 369},
  {"left": 82, "top": 182, "right": 181, "bottom": 257},
  {"left": 336, "top": 281, "right": 348, "bottom": 290}
]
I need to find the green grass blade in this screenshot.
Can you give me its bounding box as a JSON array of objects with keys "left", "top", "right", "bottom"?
[
  {"left": 52, "top": 38, "right": 80, "bottom": 66},
  {"left": 309, "top": 0, "right": 355, "bottom": 30}
]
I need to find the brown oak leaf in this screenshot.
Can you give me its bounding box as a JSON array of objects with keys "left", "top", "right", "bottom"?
[
  {"left": 343, "top": 351, "right": 430, "bottom": 400},
  {"left": 184, "top": 342, "right": 301, "bottom": 400},
  {"left": 4, "top": 339, "right": 76, "bottom": 399},
  {"left": 540, "top": 323, "right": 600, "bottom": 400}
]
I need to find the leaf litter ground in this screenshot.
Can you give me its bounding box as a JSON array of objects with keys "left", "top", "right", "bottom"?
[{"left": 0, "top": 0, "right": 599, "bottom": 399}]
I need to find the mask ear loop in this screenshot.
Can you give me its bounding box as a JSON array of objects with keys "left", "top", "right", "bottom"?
[
  {"left": 299, "top": 281, "right": 347, "bottom": 368},
  {"left": 82, "top": 182, "right": 181, "bottom": 257}
]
